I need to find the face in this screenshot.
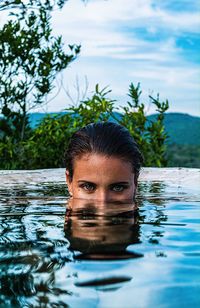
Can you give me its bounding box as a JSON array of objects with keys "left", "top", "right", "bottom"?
[{"left": 66, "top": 153, "right": 137, "bottom": 202}]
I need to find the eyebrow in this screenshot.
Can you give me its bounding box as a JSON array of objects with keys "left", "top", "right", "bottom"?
[
  {"left": 77, "top": 180, "right": 95, "bottom": 183},
  {"left": 77, "top": 181, "right": 130, "bottom": 185},
  {"left": 109, "top": 182, "right": 130, "bottom": 186}
]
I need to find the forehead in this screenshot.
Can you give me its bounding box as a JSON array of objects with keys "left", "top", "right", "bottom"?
[{"left": 73, "top": 153, "right": 134, "bottom": 182}]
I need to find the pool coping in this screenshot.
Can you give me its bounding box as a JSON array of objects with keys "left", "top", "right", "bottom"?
[{"left": 0, "top": 168, "right": 199, "bottom": 191}]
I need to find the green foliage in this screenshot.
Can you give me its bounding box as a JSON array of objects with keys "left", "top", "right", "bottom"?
[
  {"left": 67, "top": 85, "right": 115, "bottom": 128},
  {"left": 0, "top": 1, "right": 80, "bottom": 141},
  {"left": 166, "top": 144, "right": 200, "bottom": 168},
  {"left": 0, "top": 113, "right": 74, "bottom": 169},
  {"left": 28, "top": 113, "right": 74, "bottom": 168},
  {"left": 115, "top": 83, "right": 169, "bottom": 166},
  {"left": 0, "top": 0, "right": 68, "bottom": 12},
  {"left": 0, "top": 83, "right": 170, "bottom": 169}
]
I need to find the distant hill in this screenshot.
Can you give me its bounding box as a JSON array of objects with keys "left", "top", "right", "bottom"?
[
  {"left": 148, "top": 113, "right": 200, "bottom": 145},
  {"left": 29, "top": 112, "right": 66, "bottom": 128},
  {"left": 28, "top": 112, "right": 200, "bottom": 146}
]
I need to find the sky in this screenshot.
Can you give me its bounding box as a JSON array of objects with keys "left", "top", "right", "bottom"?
[
  {"left": 45, "top": 0, "right": 200, "bottom": 116},
  {"left": 1, "top": 0, "right": 200, "bottom": 115}
]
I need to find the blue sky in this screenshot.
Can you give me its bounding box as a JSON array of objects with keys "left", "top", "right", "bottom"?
[{"left": 1, "top": 0, "right": 200, "bottom": 115}]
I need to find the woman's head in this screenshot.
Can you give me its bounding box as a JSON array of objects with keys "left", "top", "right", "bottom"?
[{"left": 65, "top": 122, "right": 143, "bottom": 201}]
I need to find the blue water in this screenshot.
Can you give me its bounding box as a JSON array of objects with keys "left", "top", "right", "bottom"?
[{"left": 0, "top": 181, "right": 200, "bottom": 307}]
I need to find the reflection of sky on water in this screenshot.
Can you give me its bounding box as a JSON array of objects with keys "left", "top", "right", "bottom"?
[{"left": 0, "top": 181, "right": 200, "bottom": 307}]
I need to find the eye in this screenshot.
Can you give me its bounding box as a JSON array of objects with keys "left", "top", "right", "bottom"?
[
  {"left": 111, "top": 184, "right": 128, "bottom": 192},
  {"left": 79, "top": 182, "right": 96, "bottom": 192}
]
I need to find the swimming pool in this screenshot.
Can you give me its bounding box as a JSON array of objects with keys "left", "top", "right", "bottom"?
[{"left": 0, "top": 168, "right": 200, "bottom": 307}]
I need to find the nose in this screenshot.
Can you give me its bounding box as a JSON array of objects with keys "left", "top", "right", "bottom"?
[{"left": 96, "top": 189, "right": 111, "bottom": 202}]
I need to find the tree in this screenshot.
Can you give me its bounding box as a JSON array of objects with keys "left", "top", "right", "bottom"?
[
  {"left": 67, "top": 84, "right": 115, "bottom": 128},
  {"left": 0, "top": 0, "right": 80, "bottom": 141},
  {"left": 116, "top": 83, "right": 169, "bottom": 166},
  {"left": 0, "top": 0, "right": 68, "bottom": 12}
]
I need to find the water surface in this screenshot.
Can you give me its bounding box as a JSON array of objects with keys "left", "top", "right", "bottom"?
[{"left": 0, "top": 181, "right": 200, "bottom": 307}]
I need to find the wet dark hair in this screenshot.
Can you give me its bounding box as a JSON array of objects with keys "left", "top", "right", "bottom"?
[{"left": 65, "top": 122, "right": 143, "bottom": 184}]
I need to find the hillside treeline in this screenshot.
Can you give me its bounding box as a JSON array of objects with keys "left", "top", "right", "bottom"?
[{"left": 166, "top": 144, "right": 200, "bottom": 168}]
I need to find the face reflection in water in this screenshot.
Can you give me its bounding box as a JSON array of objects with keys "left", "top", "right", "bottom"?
[
  {"left": 66, "top": 153, "right": 137, "bottom": 202},
  {"left": 64, "top": 198, "right": 142, "bottom": 260}
]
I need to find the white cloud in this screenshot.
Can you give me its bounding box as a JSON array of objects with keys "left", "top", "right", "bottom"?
[
  {"left": 52, "top": 0, "right": 200, "bottom": 33},
  {"left": 51, "top": 0, "right": 200, "bottom": 64}
]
